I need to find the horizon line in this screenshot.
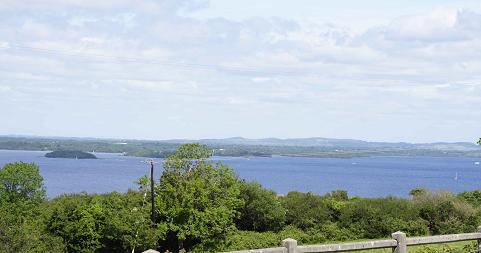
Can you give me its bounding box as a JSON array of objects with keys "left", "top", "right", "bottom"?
[{"left": 0, "top": 134, "right": 478, "bottom": 145}]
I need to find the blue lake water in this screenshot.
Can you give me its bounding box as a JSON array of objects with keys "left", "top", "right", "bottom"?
[{"left": 0, "top": 150, "right": 480, "bottom": 198}]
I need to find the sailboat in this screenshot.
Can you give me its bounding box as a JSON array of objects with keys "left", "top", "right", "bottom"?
[{"left": 454, "top": 172, "right": 458, "bottom": 181}]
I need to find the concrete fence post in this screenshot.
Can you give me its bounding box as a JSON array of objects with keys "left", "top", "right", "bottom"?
[
  {"left": 476, "top": 226, "right": 481, "bottom": 253},
  {"left": 392, "top": 231, "right": 407, "bottom": 253},
  {"left": 282, "top": 238, "right": 297, "bottom": 253}
]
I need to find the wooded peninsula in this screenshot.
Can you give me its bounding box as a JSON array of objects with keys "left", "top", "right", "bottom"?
[{"left": 1, "top": 136, "right": 481, "bottom": 158}]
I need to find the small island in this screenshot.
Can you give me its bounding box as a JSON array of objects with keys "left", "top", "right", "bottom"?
[{"left": 45, "top": 150, "right": 97, "bottom": 159}]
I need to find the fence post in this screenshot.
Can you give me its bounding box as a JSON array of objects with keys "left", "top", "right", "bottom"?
[
  {"left": 477, "top": 226, "right": 481, "bottom": 252},
  {"left": 282, "top": 238, "right": 297, "bottom": 253},
  {"left": 392, "top": 231, "right": 407, "bottom": 253}
]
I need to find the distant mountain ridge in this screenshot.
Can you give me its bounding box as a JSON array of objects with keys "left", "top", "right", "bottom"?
[{"left": 158, "top": 137, "right": 480, "bottom": 151}]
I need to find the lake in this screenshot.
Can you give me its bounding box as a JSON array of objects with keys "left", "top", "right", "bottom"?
[{"left": 0, "top": 149, "right": 480, "bottom": 198}]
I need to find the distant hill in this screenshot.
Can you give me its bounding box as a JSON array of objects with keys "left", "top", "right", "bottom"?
[
  {"left": 159, "top": 137, "right": 481, "bottom": 151},
  {"left": 1, "top": 136, "right": 480, "bottom": 158}
]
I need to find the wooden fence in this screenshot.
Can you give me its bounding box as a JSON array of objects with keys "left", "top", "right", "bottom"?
[{"left": 223, "top": 227, "right": 481, "bottom": 253}]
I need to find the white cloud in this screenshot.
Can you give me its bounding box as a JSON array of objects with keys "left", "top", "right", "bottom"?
[
  {"left": 0, "top": 41, "right": 9, "bottom": 48},
  {"left": 0, "top": 85, "right": 12, "bottom": 93},
  {"left": 80, "top": 37, "right": 105, "bottom": 44},
  {"left": 0, "top": 3, "right": 480, "bottom": 141},
  {"left": 251, "top": 77, "right": 277, "bottom": 83},
  {"left": 0, "top": 0, "right": 209, "bottom": 14},
  {"left": 385, "top": 8, "right": 460, "bottom": 41},
  {"left": 68, "top": 16, "right": 99, "bottom": 27},
  {"left": 362, "top": 9, "right": 481, "bottom": 47}
]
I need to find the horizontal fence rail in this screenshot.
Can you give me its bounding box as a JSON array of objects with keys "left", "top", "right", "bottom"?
[
  {"left": 297, "top": 239, "right": 397, "bottom": 252},
  {"left": 223, "top": 226, "right": 481, "bottom": 253},
  {"left": 406, "top": 232, "right": 481, "bottom": 246},
  {"left": 225, "top": 247, "right": 287, "bottom": 253}
]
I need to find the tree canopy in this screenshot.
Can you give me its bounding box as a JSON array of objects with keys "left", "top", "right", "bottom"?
[
  {"left": 0, "top": 162, "right": 45, "bottom": 203},
  {"left": 236, "top": 181, "right": 285, "bottom": 232},
  {"left": 155, "top": 144, "right": 243, "bottom": 252},
  {"left": 0, "top": 162, "right": 64, "bottom": 252}
]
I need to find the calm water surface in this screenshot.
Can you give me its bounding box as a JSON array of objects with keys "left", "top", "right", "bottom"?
[{"left": 1, "top": 150, "right": 480, "bottom": 198}]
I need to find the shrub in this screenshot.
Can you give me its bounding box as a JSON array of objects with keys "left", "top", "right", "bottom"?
[
  {"left": 414, "top": 191, "right": 480, "bottom": 234},
  {"left": 236, "top": 181, "right": 286, "bottom": 232},
  {"left": 281, "top": 192, "right": 332, "bottom": 229},
  {"left": 458, "top": 190, "right": 481, "bottom": 207}
]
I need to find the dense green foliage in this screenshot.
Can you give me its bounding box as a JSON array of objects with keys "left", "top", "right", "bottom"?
[
  {"left": 46, "top": 191, "right": 160, "bottom": 253},
  {"left": 236, "top": 181, "right": 285, "bottom": 232},
  {"left": 45, "top": 150, "right": 97, "bottom": 159},
  {"left": 1, "top": 145, "right": 481, "bottom": 252},
  {"left": 155, "top": 144, "right": 243, "bottom": 252},
  {"left": 0, "top": 162, "right": 65, "bottom": 252},
  {"left": 0, "top": 162, "right": 46, "bottom": 204}
]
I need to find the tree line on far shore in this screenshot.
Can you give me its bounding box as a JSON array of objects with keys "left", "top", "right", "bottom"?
[{"left": 1, "top": 143, "right": 481, "bottom": 253}]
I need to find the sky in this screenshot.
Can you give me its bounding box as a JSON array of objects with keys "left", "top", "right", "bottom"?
[{"left": 0, "top": 0, "right": 480, "bottom": 143}]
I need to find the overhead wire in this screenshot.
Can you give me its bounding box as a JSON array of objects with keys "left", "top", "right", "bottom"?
[{"left": 0, "top": 42, "right": 305, "bottom": 77}]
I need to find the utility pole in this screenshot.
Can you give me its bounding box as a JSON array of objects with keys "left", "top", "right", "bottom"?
[{"left": 149, "top": 159, "right": 156, "bottom": 223}]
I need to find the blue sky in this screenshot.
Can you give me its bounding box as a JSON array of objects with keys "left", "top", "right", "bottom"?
[{"left": 0, "top": 0, "right": 480, "bottom": 143}]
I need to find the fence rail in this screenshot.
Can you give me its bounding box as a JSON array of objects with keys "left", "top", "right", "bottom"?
[{"left": 223, "top": 226, "right": 481, "bottom": 253}]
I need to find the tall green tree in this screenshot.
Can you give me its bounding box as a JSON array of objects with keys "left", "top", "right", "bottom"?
[
  {"left": 155, "top": 144, "right": 243, "bottom": 252},
  {"left": 0, "top": 162, "right": 65, "bottom": 252},
  {"left": 0, "top": 162, "right": 45, "bottom": 203}
]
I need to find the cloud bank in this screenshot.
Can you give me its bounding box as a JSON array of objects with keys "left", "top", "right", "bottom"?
[{"left": 0, "top": 1, "right": 480, "bottom": 142}]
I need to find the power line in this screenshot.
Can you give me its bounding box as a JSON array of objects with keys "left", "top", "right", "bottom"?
[{"left": 0, "top": 43, "right": 305, "bottom": 77}]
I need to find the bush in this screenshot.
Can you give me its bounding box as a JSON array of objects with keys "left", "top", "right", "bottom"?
[
  {"left": 0, "top": 202, "right": 65, "bottom": 253},
  {"left": 414, "top": 191, "right": 480, "bottom": 234},
  {"left": 236, "top": 181, "right": 286, "bottom": 232},
  {"left": 339, "top": 197, "right": 428, "bottom": 238},
  {"left": 45, "top": 192, "right": 159, "bottom": 253},
  {"left": 414, "top": 242, "right": 476, "bottom": 253},
  {"left": 214, "top": 230, "right": 280, "bottom": 252},
  {"left": 458, "top": 190, "right": 481, "bottom": 207},
  {"left": 281, "top": 192, "right": 332, "bottom": 230}
]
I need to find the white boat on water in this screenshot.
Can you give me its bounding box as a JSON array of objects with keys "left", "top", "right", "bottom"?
[{"left": 475, "top": 162, "right": 480, "bottom": 165}]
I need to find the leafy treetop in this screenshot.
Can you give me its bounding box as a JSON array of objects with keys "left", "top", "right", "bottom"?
[
  {"left": 155, "top": 143, "right": 243, "bottom": 252},
  {"left": 0, "top": 162, "right": 45, "bottom": 204}
]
